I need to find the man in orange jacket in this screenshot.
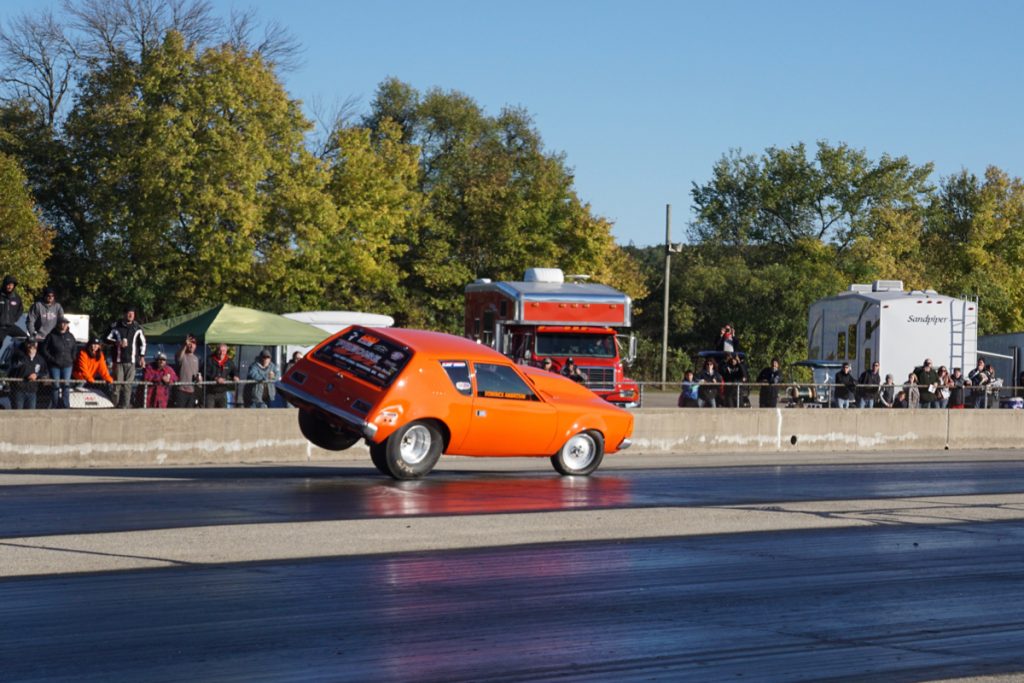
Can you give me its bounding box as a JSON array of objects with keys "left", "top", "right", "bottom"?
[{"left": 73, "top": 338, "right": 114, "bottom": 386}]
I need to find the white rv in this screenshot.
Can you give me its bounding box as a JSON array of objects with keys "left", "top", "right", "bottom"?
[{"left": 807, "top": 281, "right": 978, "bottom": 382}]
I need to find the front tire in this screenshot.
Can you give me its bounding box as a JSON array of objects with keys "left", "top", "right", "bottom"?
[
  {"left": 382, "top": 420, "right": 443, "bottom": 480},
  {"left": 297, "top": 410, "right": 361, "bottom": 451},
  {"left": 551, "top": 430, "right": 604, "bottom": 476}
]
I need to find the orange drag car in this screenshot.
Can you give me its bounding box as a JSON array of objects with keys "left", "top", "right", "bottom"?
[{"left": 276, "top": 326, "right": 634, "bottom": 480}]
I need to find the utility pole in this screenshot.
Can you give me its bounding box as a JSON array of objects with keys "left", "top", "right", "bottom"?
[{"left": 662, "top": 204, "right": 681, "bottom": 386}]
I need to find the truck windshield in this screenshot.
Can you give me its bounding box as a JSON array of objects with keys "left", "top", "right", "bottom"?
[{"left": 536, "top": 333, "right": 616, "bottom": 358}]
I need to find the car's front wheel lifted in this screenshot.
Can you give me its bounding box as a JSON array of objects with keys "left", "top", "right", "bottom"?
[
  {"left": 551, "top": 430, "right": 604, "bottom": 476},
  {"left": 381, "top": 420, "right": 443, "bottom": 480},
  {"left": 297, "top": 410, "right": 361, "bottom": 451}
]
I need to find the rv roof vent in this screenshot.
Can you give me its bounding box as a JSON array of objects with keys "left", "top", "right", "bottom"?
[
  {"left": 872, "top": 280, "right": 903, "bottom": 292},
  {"left": 924, "top": 289, "right": 938, "bottom": 295},
  {"left": 474, "top": 278, "right": 492, "bottom": 284},
  {"left": 847, "top": 284, "right": 873, "bottom": 293},
  {"left": 524, "top": 268, "right": 564, "bottom": 283}
]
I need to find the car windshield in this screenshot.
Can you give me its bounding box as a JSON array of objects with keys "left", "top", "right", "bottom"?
[
  {"left": 536, "top": 333, "right": 616, "bottom": 358},
  {"left": 313, "top": 328, "right": 412, "bottom": 387}
]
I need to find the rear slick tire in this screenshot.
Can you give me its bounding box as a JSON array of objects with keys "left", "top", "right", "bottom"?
[
  {"left": 297, "top": 410, "right": 361, "bottom": 451},
  {"left": 551, "top": 430, "right": 604, "bottom": 476},
  {"left": 383, "top": 420, "right": 443, "bottom": 480}
]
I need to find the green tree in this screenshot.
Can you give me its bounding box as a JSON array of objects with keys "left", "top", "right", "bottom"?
[
  {"left": 922, "top": 167, "right": 1024, "bottom": 334},
  {"left": 58, "top": 31, "right": 337, "bottom": 322},
  {"left": 0, "top": 151, "right": 52, "bottom": 293}
]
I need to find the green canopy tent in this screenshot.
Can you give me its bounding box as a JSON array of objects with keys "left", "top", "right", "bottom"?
[{"left": 143, "top": 303, "right": 327, "bottom": 346}]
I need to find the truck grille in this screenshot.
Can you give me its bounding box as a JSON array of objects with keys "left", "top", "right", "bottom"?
[{"left": 581, "top": 366, "right": 614, "bottom": 391}]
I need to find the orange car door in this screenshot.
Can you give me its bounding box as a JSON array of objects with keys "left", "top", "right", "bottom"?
[{"left": 459, "top": 362, "right": 558, "bottom": 456}]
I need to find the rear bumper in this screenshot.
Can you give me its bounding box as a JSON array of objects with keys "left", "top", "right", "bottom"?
[{"left": 275, "top": 381, "right": 378, "bottom": 440}]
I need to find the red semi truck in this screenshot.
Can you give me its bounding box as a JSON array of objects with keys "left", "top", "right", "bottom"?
[{"left": 465, "top": 268, "right": 640, "bottom": 408}]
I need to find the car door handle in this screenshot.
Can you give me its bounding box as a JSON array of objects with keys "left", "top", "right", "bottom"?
[{"left": 476, "top": 410, "right": 487, "bottom": 417}]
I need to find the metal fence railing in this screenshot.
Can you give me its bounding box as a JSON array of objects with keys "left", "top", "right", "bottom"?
[
  {"left": 0, "top": 378, "right": 286, "bottom": 410},
  {"left": 638, "top": 381, "right": 1024, "bottom": 410}
]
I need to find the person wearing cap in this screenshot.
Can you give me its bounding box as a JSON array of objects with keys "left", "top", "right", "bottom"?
[
  {"left": 106, "top": 305, "right": 147, "bottom": 408},
  {"left": 834, "top": 362, "right": 857, "bottom": 408},
  {"left": 143, "top": 352, "right": 178, "bottom": 409},
  {"left": 41, "top": 317, "right": 77, "bottom": 408},
  {"left": 1, "top": 275, "right": 25, "bottom": 345},
  {"left": 173, "top": 333, "right": 202, "bottom": 408},
  {"left": 246, "top": 349, "right": 279, "bottom": 408},
  {"left": 9, "top": 339, "right": 47, "bottom": 409},
  {"left": 73, "top": 337, "right": 114, "bottom": 391},
  {"left": 561, "top": 357, "right": 588, "bottom": 384},
  {"left": 26, "top": 287, "right": 64, "bottom": 341}
]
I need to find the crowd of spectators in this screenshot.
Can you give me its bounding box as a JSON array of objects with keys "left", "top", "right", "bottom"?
[
  {"left": 1, "top": 277, "right": 294, "bottom": 410},
  {"left": 675, "top": 321, "right": 1019, "bottom": 410}
]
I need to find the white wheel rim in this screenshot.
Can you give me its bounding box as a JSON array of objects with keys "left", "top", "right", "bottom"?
[
  {"left": 562, "top": 433, "right": 596, "bottom": 470},
  {"left": 399, "top": 425, "right": 432, "bottom": 465}
]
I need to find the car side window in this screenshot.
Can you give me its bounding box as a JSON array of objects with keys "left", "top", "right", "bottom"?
[
  {"left": 473, "top": 363, "right": 537, "bottom": 401},
  {"left": 439, "top": 360, "right": 473, "bottom": 396}
]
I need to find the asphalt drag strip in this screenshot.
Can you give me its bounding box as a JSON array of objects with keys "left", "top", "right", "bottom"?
[{"left": 4, "top": 492, "right": 1024, "bottom": 578}]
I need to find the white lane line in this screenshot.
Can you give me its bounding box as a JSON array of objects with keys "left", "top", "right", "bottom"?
[{"left": 3, "top": 493, "right": 1024, "bottom": 579}]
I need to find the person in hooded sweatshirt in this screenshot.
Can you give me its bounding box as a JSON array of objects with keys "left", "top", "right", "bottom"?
[
  {"left": 9, "top": 339, "right": 47, "bottom": 409},
  {"left": 73, "top": 337, "right": 114, "bottom": 395},
  {"left": 41, "top": 317, "right": 78, "bottom": 408},
  {"left": 1, "top": 275, "right": 25, "bottom": 345},
  {"left": 26, "top": 287, "right": 64, "bottom": 341}
]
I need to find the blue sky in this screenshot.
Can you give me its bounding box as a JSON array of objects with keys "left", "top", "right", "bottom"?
[{"left": 7, "top": 1, "right": 1024, "bottom": 247}]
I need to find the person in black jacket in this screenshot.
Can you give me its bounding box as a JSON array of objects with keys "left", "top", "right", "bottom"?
[
  {"left": 834, "top": 362, "right": 857, "bottom": 408},
  {"left": 757, "top": 358, "right": 783, "bottom": 408},
  {"left": 857, "top": 361, "right": 882, "bottom": 408},
  {"left": 10, "top": 339, "right": 47, "bottom": 409},
  {"left": 1, "top": 275, "right": 25, "bottom": 345},
  {"left": 41, "top": 317, "right": 77, "bottom": 408},
  {"left": 720, "top": 354, "right": 748, "bottom": 407},
  {"left": 695, "top": 358, "right": 723, "bottom": 408},
  {"left": 204, "top": 343, "right": 240, "bottom": 408}
]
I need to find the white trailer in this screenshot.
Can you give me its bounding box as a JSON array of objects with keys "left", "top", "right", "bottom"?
[{"left": 807, "top": 280, "right": 978, "bottom": 382}]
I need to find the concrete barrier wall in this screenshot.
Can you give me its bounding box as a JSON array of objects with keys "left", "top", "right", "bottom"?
[{"left": 0, "top": 407, "right": 1022, "bottom": 468}]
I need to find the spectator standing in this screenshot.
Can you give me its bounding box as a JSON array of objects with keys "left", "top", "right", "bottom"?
[
  {"left": 561, "top": 357, "right": 588, "bottom": 384},
  {"left": 26, "top": 287, "right": 64, "bottom": 341},
  {"left": 834, "top": 362, "right": 857, "bottom": 408},
  {"left": 174, "top": 334, "right": 202, "bottom": 408},
  {"left": 915, "top": 358, "right": 940, "bottom": 409},
  {"left": 857, "top": 361, "right": 882, "bottom": 409},
  {"left": 246, "top": 349, "right": 278, "bottom": 408},
  {"left": 904, "top": 373, "right": 921, "bottom": 409},
  {"left": 41, "top": 317, "right": 76, "bottom": 408},
  {"left": 283, "top": 351, "right": 303, "bottom": 375},
  {"left": 936, "top": 366, "right": 953, "bottom": 409},
  {"left": 0, "top": 275, "right": 25, "bottom": 344},
  {"left": 720, "top": 354, "right": 748, "bottom": 407},
  {"left": 968, "top": 357, "right": 989, "bottom": 408},
  {"left": 879, "top": 374, "right": 897, "bottom": 408},
  {"left": 756, "top": 359, "right": 783, "bottom": 408},
  {"left": 893, "top": 389, "right": 909, "bottom": 408},
  {"left": 204, "top": 343, "right": 239, "bottom": 408},
  {"left": 948, "top": 368, "right": 966, "bottom": 409},
  {"left": 144, "top": 352, "right": 178, "bottom": 409},
  {"left": 986, "top": 364, "right": 1002, "bottom": 408},
  {"left": 9, "top": 340, "right": 47, "bottom": 409},
  {"left": 695, "top": 358, "right": 723, "bottom": 408},
  {"left": 716, "top": 324, "right": 741, "bottom": 354},
  {"left": 106, "top": 306, "right": 146, "bottom": 408},
  {"left": 678, "top": 370, "right": 699, "bottom": 408},
  {"left": 73, "top": 338, "right": 114, "bottom": 395}
]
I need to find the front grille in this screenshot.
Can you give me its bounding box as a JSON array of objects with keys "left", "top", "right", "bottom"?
[{"left": 581, "top": 366, "right": 614, "bottom": 391}]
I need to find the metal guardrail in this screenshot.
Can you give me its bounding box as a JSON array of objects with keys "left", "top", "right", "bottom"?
[
  {"left": 637, "top": 381, "right": 1022, "bottom": 409},
  {"left": 0, "top": 378, "right": 284, "bottom": 409}
]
